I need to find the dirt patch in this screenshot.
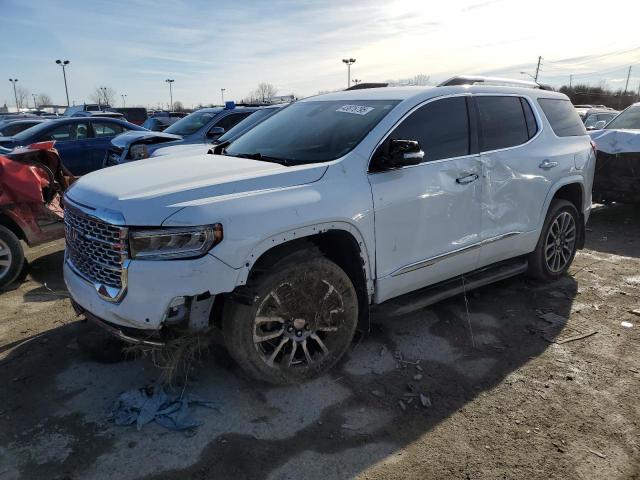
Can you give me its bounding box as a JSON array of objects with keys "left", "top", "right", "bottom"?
[{"left": 1, "top": 204, "right": 639, "bottom": 480}]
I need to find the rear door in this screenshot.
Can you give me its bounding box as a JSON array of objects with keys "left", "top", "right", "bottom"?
[
  {"left": 476, "top": 95, "right": 581, "bottom": 267},
  {"left": 87, "top": 120, "right": 126, "bottom": 172},
  {"left": 369, "top": 95, "right": 484, "bottom": 302}
]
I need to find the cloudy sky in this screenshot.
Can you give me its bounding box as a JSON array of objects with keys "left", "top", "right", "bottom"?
[{"left": 2, "top": 0, "right": 639, "bottom": 108}]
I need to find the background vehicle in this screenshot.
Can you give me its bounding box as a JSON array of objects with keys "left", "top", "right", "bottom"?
[
  {"left": 151, "top": 104, "right": 287, "bottom": 157},
  {"left": 583, "top": 108, "right": 619, "bottom": 130},
  {"left": 589, "top": 102, "right": 640, "bottom": 203},
  {"left": 114, "top": 107, "right": 148, "bottom": 125},
  {"left": 0, "top": 142, "right": 71, "bottom": 289},
  {"left": 65, "top": 83, "right": 594, "bottom": 386},
  {"left": 103, "top": 104, "right": 259, "bottom": 166},
  {"left": 141, "top": 113, "right": 184, "bottom": 132},
  {"left": 0, "top": 118, "right": 49, "bottom": 136},
  {"left": 0, "top": 117, "right": 145, "bottom": 175}
]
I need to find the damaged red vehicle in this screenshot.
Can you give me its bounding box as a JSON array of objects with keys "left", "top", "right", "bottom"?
[{"left": 0, "top": 142, "right": 73, "bottom": 289}]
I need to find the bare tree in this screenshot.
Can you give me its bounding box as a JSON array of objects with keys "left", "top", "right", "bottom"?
[
  {"left": 89, "top": 86, "right": 117, "bottom": 106},
  {"left": 15, "top": 86, "right": 30, "bottom": 109},
  {"left": 385, "top": 73, "right": 431, "bottom": 87},
  {"left": 36, "top": 93, "right": 52, "bottom": 106},
  {"left": 253, "top": 82, "right": 278, "bottom": 103},
  {"left": 172, "top": 100, "right": 184, "bottom": 111}
]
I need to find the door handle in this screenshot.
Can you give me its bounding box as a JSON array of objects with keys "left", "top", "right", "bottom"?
[
  {"left": 456, "top": 173, "right": 479, "bottom": 185},
  {"left": 539, "top": 159, "right": 559, "bottom": 170}
]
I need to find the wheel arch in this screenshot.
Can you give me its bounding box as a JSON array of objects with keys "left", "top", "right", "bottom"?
[
  {"left": 0, "top": 211, "right": 27, "bottom": 242},
  {"left": 542, "top": 177, "right": 586, "bottom": 249}
]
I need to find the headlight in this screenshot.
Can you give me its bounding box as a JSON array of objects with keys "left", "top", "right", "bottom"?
[
  {"left": 129, "top": 144, "right": 149, "bottom": 160},
  {"left": 129, "top": 224, "right": 223, "bottom": 260}
]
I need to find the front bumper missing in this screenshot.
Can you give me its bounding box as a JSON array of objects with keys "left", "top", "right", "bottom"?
[{"left": 72, "top": 299, "right": 165, "bottom": 347}]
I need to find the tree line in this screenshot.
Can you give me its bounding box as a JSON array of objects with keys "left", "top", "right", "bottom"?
[{"left": 559, "top": 83, "right": 640, "bottom": 110}]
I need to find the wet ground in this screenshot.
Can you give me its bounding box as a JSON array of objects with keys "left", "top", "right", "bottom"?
[{"left": 1, "top": 204, "right": 639, "bottom": 480}]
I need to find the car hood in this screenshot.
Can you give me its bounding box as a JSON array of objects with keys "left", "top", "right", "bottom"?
[
  {"left": 151, "top": 144, "right": 211, "bottom": 158},
  {"left": 111, "top": 130, "right": 182, "bottom": 149},
  {"left": 589, "top": 128, "right": 640, "bottom": 154},
  {"left": 0, "top": 136, "right": 16, "bottom": 146},
  {"left": 65, "top": 153, "right": 328, "bottom": 225}
]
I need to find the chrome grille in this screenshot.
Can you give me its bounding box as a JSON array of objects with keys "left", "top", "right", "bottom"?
[{"left": 64, "top": 207, "right": 127, "bottom": 289}]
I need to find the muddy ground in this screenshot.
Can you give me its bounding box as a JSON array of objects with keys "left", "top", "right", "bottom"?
[{"left": 1, "top": 204, "right": 639, "bottom": 480}]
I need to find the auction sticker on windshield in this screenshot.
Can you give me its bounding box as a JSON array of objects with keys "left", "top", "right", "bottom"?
[{"left": 336, "top": 105, "right": 375, "bottom": 115}]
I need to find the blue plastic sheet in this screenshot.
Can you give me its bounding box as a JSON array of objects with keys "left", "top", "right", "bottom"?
[{"left": 111, "top": 386, "right": 217, "bottom": 431}]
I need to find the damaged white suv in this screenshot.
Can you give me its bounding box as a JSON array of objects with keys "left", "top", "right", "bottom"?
[{"left": 64, "top": 82, "right": 594, "bottom": 384}]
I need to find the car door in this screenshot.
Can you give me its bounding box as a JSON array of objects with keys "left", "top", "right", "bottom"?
[
  {"left": 37, "top": 120, "right": 91, "bottom": 175},
  {"left": 475, "top": 95, "right": 576, "bottom": 267},
  {"left": 368, "top": 95, "right": 483, "bottom": 302},
  {"left": 88, "top": 120, "right": 126, "bottom": 173}
]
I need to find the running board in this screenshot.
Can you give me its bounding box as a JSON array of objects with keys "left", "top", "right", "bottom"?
[{"left": 374, "top": 257, "right": 528, "bottom": 317}]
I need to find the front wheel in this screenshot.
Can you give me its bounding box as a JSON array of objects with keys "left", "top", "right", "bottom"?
[
  {"left": 527, "top": 199, "right": 579, "bottom": 281},
  {"left": 223, "top": 252, "right": 358, "bottom": 385},
  {"left": 0, "top": 225, "right": 24, "bottom": 290}
]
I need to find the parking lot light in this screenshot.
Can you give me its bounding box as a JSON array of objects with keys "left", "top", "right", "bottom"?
[
  {"left": 165, "top": 79, "right": 175, "bottom": 111},
  {"left": 8, "top": 78, "right": 18, "bottom": 111},
  {"left": 342, "top": 58, "right": 356, "bottom": 88},
  {"left": 55, "top": 59, "right": 71, "bottom": 106}
]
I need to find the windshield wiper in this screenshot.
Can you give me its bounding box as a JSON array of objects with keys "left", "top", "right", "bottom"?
[{"left": 231, "top": 152, "right": 291, "bottom": 166}]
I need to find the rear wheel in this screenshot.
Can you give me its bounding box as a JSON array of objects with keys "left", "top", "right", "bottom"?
[
  {"left": 223, "top": 251, "right": 358, "bottom": 385},
  {"left": 527, "top": 199, "right": 579, "bottom": 281},
  {"left": 0, "top": 225, "right": 24, "bottom": 290}
]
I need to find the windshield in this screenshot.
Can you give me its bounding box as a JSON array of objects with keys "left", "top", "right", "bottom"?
[
  {"left": 165, "top": 110, "right": 219, "bottom": 136},
  {"left": 605, "top": 105, "right": 640, "bottom": 130},
  {"left": 225, "top": 100, "right": 400, "bottom": 165}
]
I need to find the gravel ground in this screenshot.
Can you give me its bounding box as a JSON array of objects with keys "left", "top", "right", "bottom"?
[{"left": 0, "top": 203, "right": 638, "bottom": 480}]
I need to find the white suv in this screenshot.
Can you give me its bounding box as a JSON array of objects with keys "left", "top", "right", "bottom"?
[{"left": 64, "top": 84, "right": 594, "bottom": 384}]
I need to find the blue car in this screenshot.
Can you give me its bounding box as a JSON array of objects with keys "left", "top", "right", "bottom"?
[
  {"left": 0, "top": 117, "right": 145, "bottom": 175},
  {"left": 105, "top": 104, "right": 259, "bottom": 166}
]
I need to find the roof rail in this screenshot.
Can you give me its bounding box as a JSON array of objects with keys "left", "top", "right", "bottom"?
[{"left": 438, "top": 75, "right": 553, "bottom": 90}]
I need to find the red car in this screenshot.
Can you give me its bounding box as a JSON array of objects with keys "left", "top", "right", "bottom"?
[{"left": 0, "top": 142, "right": 72, "bottom": 289}]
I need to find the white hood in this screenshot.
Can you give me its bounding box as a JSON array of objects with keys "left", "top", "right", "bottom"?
[
  {"left": 151, "top": 144, "right": 211, "bottom": 158},
  {"left": 589, "top": 129, "right": 640, "bottom": 154},
  {"left": 66, "top": 153, "right": 327, "bottom": 225}
]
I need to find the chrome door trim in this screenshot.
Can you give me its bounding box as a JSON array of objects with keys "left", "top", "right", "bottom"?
[{"left": 390, "top": 231, "right": 522, "bottom": 277}]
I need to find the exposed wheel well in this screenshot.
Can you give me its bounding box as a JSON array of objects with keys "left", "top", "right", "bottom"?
[
  {"left": 214, "top": 230, "right": 370, "bottom": 331},
  {"left": 0, "top": 214, "right": 25, "bottom": 241},
  {"left": 551, "top": 183, "right": 585, "bottom": 248}
]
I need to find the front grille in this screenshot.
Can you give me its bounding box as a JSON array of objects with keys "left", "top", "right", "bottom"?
[{"left": 64, "top": 207, "right": 127, "bottom": 289}]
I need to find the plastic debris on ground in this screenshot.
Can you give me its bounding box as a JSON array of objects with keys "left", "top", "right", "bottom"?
[{"left": 111, "top": 385, "right": 217, "bottom": 431}]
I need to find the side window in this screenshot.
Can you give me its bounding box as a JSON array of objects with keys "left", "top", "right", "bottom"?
[
  {"left": 383, "top": 97, "right": 469, "bottom": 163},
  {"left": 476, "top": 96, "right": 529, "bottom": 151},
  {"left": 537, "top": 98, "right": 586, "bottom": 137},
  {"left": 40, "top": 122, "right": 87, "bottom": 142},
  {"left": 93, "top": 122, "right": 124, "bottom": 138},
  {"left": 213, "top": 112, "right": 252, "bottom": 133}
]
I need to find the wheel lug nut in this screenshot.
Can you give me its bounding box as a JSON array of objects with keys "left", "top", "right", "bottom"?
[{"left": 296, "top": 331, "right": 302, "bottom": 337}]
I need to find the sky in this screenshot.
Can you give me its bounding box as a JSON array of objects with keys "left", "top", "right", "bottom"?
[{"left": 2, "top": 0, "right": 640, "bottom": 109}]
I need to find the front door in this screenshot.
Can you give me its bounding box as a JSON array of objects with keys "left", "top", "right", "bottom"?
[
  {"left": 368, "top": 96, "right": 483, "bottom": 303},
  {"left": 38, "top": 121, "right": 91, "bottom": 175}
]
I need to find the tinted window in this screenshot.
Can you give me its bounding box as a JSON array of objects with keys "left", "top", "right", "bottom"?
[
  {"left": 226, "top": 100, "right": 400, "bottom": 165},
  {"left": 93, "top": 121, "right": 124, "bottom": 137},
  {"left": 3, "top": 122, "right": 38, "bottom": 136},
  {"left": 604, "top": 105, "right": 640, "bottom": 130},
  {"left": 217, "top": 108, "right": 279, "bottom": 143},
  {"left": 477, "top": 96, "right": 529, "bottom": 151},
  {"left": 537, "top": 98, "right": 587, "bottom": 136},
  {"left": 214, "top": 112, "right": 252, "bottom": 132},
  {"left": 521, "top": 98, "right": 538, "bottom": 139},
  {"left": 40, "top": 122, "right": 88, "bottom": 142},
  {"left": 382, "top": 97, "right": 469, "bottom": 162}
]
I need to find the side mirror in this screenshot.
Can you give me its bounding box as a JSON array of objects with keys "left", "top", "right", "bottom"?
[
  {"left": 389, "top": 139, "right": 424, "bottom": 167},
  {"left": 206, "top": 126, "right": 225, "bottom": 138}
]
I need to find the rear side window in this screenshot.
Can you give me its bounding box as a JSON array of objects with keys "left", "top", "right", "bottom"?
[
  {"left": 537, "top": 98, "right": 586, "bottom": 137},
  {"left": 93, "top": 121, "right": 124, "bottom": 137},
  {"left": 521, "top": 98, "right": 538, "bottom": 139},
  {"left": 386, "top": 96, "right": 469, "bottom": 162},
  {"left": 477, "top": 96, "right": 529, "bottom": 151}
]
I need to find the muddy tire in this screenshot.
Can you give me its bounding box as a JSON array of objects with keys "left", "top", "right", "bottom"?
[
  {"left": 223, "top": 250, "right": 358, "bottom": 385},
  {"left": 0, "top": 225, "right": 24, "bottom": 290},
  {"left": 527, "top": 199, "right": 579, "bottom": 282}
]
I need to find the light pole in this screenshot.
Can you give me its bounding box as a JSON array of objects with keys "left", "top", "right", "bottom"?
[
  {"left": 32, "top": 93, "right": 37, "bottom": 109},
  {"left": 165, "top": 79, "right": 174, "bottom": 111},
  {"left": 55, "top": 59, "right": 70, "bottom": 106},
  {"left": 121, "top": 94, "right": 127, "bottom": 107},
  {"left": 8, "top": 79, "right": 18, "bottom": 111},
  {"left": 342, "top": 58, "right": 356, "bottom": 88},
  {"left": 99, "top": 86, "right": 108, "bottom": 107},
  {"left": 221, "top": 88, "right": 226, "bottom": 104}
]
